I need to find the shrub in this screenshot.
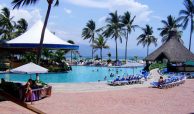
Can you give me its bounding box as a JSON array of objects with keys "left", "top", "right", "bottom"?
[
  {"left": 149, "top": 62, "right": 167, "bottom": 71},
  {"left": 107, "top": 59, "right": 111, "bottom": 64}
]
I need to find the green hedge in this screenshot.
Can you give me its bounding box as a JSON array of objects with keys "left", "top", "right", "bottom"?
[
  {"left": 149, "top": 63, "right": 167, "bottom": 71},
  {"left": 48, "top": 66, "right": 69, "bottom": 72},
  {"left": 0, "top": 63, "right": 9, "bottom": 71}
]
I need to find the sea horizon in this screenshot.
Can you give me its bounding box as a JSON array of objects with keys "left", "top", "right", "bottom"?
[{"left": 65, "top": 55, "right": 145, "bottom": 60}]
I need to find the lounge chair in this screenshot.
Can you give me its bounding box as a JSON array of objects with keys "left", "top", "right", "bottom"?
[{"left": 151, "top": 75, "right": 186, "bottom": 89}]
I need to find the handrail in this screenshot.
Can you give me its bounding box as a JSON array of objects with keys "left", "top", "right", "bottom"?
[{"left": 31, "top": 86, "right": 51, "bottom": 92}]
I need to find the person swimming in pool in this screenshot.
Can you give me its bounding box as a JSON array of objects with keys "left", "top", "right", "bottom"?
[
  {"left": 104, "top": 76, "right": 107, "bottom": 80},
  {"left": 110, "top": 73, "right": 114, "bottom": 77},
  {"left": 116, "top": 69, "right": 119, "bottom": 74}
]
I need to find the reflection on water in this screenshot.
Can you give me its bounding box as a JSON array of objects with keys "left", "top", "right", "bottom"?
[{"left": 5, "top": 74, "right": 10, "bottom": 81}]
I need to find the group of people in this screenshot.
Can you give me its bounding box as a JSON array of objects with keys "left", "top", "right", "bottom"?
[{"left": 23, "top": 78, "right": 42, "bottom": 104}]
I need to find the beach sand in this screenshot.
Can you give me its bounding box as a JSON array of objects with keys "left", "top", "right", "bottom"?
[{"left": 1, "top": 69, "right": 194, "bottom": 114}]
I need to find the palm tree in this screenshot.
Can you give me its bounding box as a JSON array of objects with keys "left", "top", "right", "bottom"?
[
  {"left": 15, "top": 18, "right": 28, "bottom": 37},
  {"left": 137, "top": 25, "right": 157, "bottom": 57},
  {"left": 82, "top": 20, "right": 96, "bottom": 60},
  {"left": 12, "top": 0, "right": 59, "bottom": 64},
  {"left": 54, "top": 50, "right": 65, "bottom": 64},
  {"left": 42, "top": 48, "right": 51, "bottom": 61},
  {"left": 92, "top": 35, "right": 109, "bottom": 61},
  {"left": 103, "top": 11, "right": 123, "bottom": 62},
  {"left": 134, "top": 56, "right": 138, "bottom": 62},
  {"left": 22, "top": 52, "right": 36, "bottom": 63},
  {"left": 179, "top": 0, "right": 194, "bottom": 51},
  {"left": 121, "top": 11, "right": 138, "bottom": 63},
  {"left": 107, "top": 52, "right": 111, "bottom": 64},
  {"left": 158, "top": 15, "right": 183, "bottom": 43},
  {"left": 67, "top": 40, "right": 75, "bottom": 63},
  {"left": 107, "top": 52, "right": 111, "bottom": 59},
  {"left": 0, "top": 7, "right": 15, "bottom": 40}
]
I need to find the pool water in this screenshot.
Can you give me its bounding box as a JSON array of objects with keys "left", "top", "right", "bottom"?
[{"left": 0, "top": 66, "right": 143, "bottom": 83}]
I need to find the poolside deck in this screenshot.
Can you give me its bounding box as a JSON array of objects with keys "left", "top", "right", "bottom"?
[
  {"left": 25, "top": 79, "right": 194, "bottom": 114},
  {"left": 0, "top": 99, "right": 35, "bottom": 114},
  {"left": 1, "top": 80, "right": 194, "bottom": 114},
  {"left": 34, "top": 79, "right": 194, "bottom": 114}
]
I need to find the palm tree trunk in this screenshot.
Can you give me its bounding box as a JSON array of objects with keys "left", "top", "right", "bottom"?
[
  {"left": 71, "top": 50, "right": 72, "bottom": 63},
  {"left": 100, "top": 48, "right": 102, "bottom": 62},
  {"left": 189, "top": 15, "right": 193, "bottom": 51},
  {"left": 125, "top": 31, "right": 128, "bottom": 63},
  {"left": 92, "top": 34, "right": 94, "bottom": 60},
  {"left": 147, "top": 44, "right": 149, "bottom": 57},
  {"left": 115, "top": 38, "right": 118, "bottom": 62},
  {"left": 92, "top": 42, "right": 94, "bottom": 60},
  {"left": 36, "top": 2, "right": 52, "bottom": 64}
]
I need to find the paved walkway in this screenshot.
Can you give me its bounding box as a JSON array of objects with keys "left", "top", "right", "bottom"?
[
  {"left": 0, "top": 96, "right": 35, "bottom": 114},
  {"left": 33, "top": 79, "right": 194, "bottom": 114}
]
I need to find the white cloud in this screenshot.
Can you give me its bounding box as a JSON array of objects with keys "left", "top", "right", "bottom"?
[
  {"left": 11, "top": 9, "right": 41, "bottom": 27},
  {"left": 0, "top": 4, "right": 6, "bottom": 10},
  {"left": 0, "top": 3, "right": 41, "bottom": 27},
  {"left": 152, "top": 15, "right": 163, "bottom": 21},
  {"left": 98, "top": 16, "right": 107, "bottom": 24},
  {"left": 64, "top": 8, "right": 72, "bottom": 14},
  {"left": 66, "top": 0, "right": 152, "bottom": 23},
  {"left": 65, "top": 0, "right": 109, "bottom": 9},
  {"left": 52, "top": 29, "right": 85, "bottom": 44}
]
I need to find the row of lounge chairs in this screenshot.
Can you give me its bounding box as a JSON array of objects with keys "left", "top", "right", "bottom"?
[
  {"left": 107, "top": 75, "right": 145, "bottom": 86},
  {"left": 151, "top": 75, "right": 186, "bottom": 89}
]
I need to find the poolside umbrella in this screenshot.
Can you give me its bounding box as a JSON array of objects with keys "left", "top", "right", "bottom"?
[
  {"left": 10, "top": 62, "right": 48, "bottom": 79},
  {"left": 11, "top": 62, "right": 48, "bottom": 74},
  {"left": 121, "top": 62, "right": 144, "bottom": 75}
]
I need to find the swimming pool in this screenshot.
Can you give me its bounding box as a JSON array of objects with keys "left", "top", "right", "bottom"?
[{"left": 0, "top": 66, "right": 143, "bottom": 83}]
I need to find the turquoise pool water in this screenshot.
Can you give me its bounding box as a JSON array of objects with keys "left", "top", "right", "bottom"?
[{"left": 0, "top": 66, "right": 143, "bottom": 83}]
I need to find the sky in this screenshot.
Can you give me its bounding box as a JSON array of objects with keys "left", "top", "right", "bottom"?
[{"left": 0, "top": 0, "right": 193, "bottom": 58}]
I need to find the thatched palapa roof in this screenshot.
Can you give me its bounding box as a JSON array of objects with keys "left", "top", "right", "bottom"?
[{"left": 145, "top": 32, "right": 194, "bottom": 63}]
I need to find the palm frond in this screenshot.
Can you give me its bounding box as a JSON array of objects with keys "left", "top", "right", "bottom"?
[
  {"left": 12, "top": 0, "right": 40, "bottom": 9},
  {"left": 179, "top": 10, "right": 189, "bottom": 15},
  {"left": 182, "top": 18, "right": 189, "bottom": 29},
  {"left": 54, "top": 0, "right": 59, "bottom": 6}
]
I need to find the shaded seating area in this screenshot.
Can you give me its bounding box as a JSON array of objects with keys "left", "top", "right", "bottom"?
[
  {"left": 145, "top": 31, "right": 194, "bottom": 72},
  {"left": 20, "top": 82, "right": 52, "bottom": 102},
  {"left": 0, "top": 21, "right": 79, "bottom": 72},
  {"left": 0, "top": 79, "right": 51, "bottom": 102},
  {"left": 0, "top": 62, "right": 52, "bottom": 103}
]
